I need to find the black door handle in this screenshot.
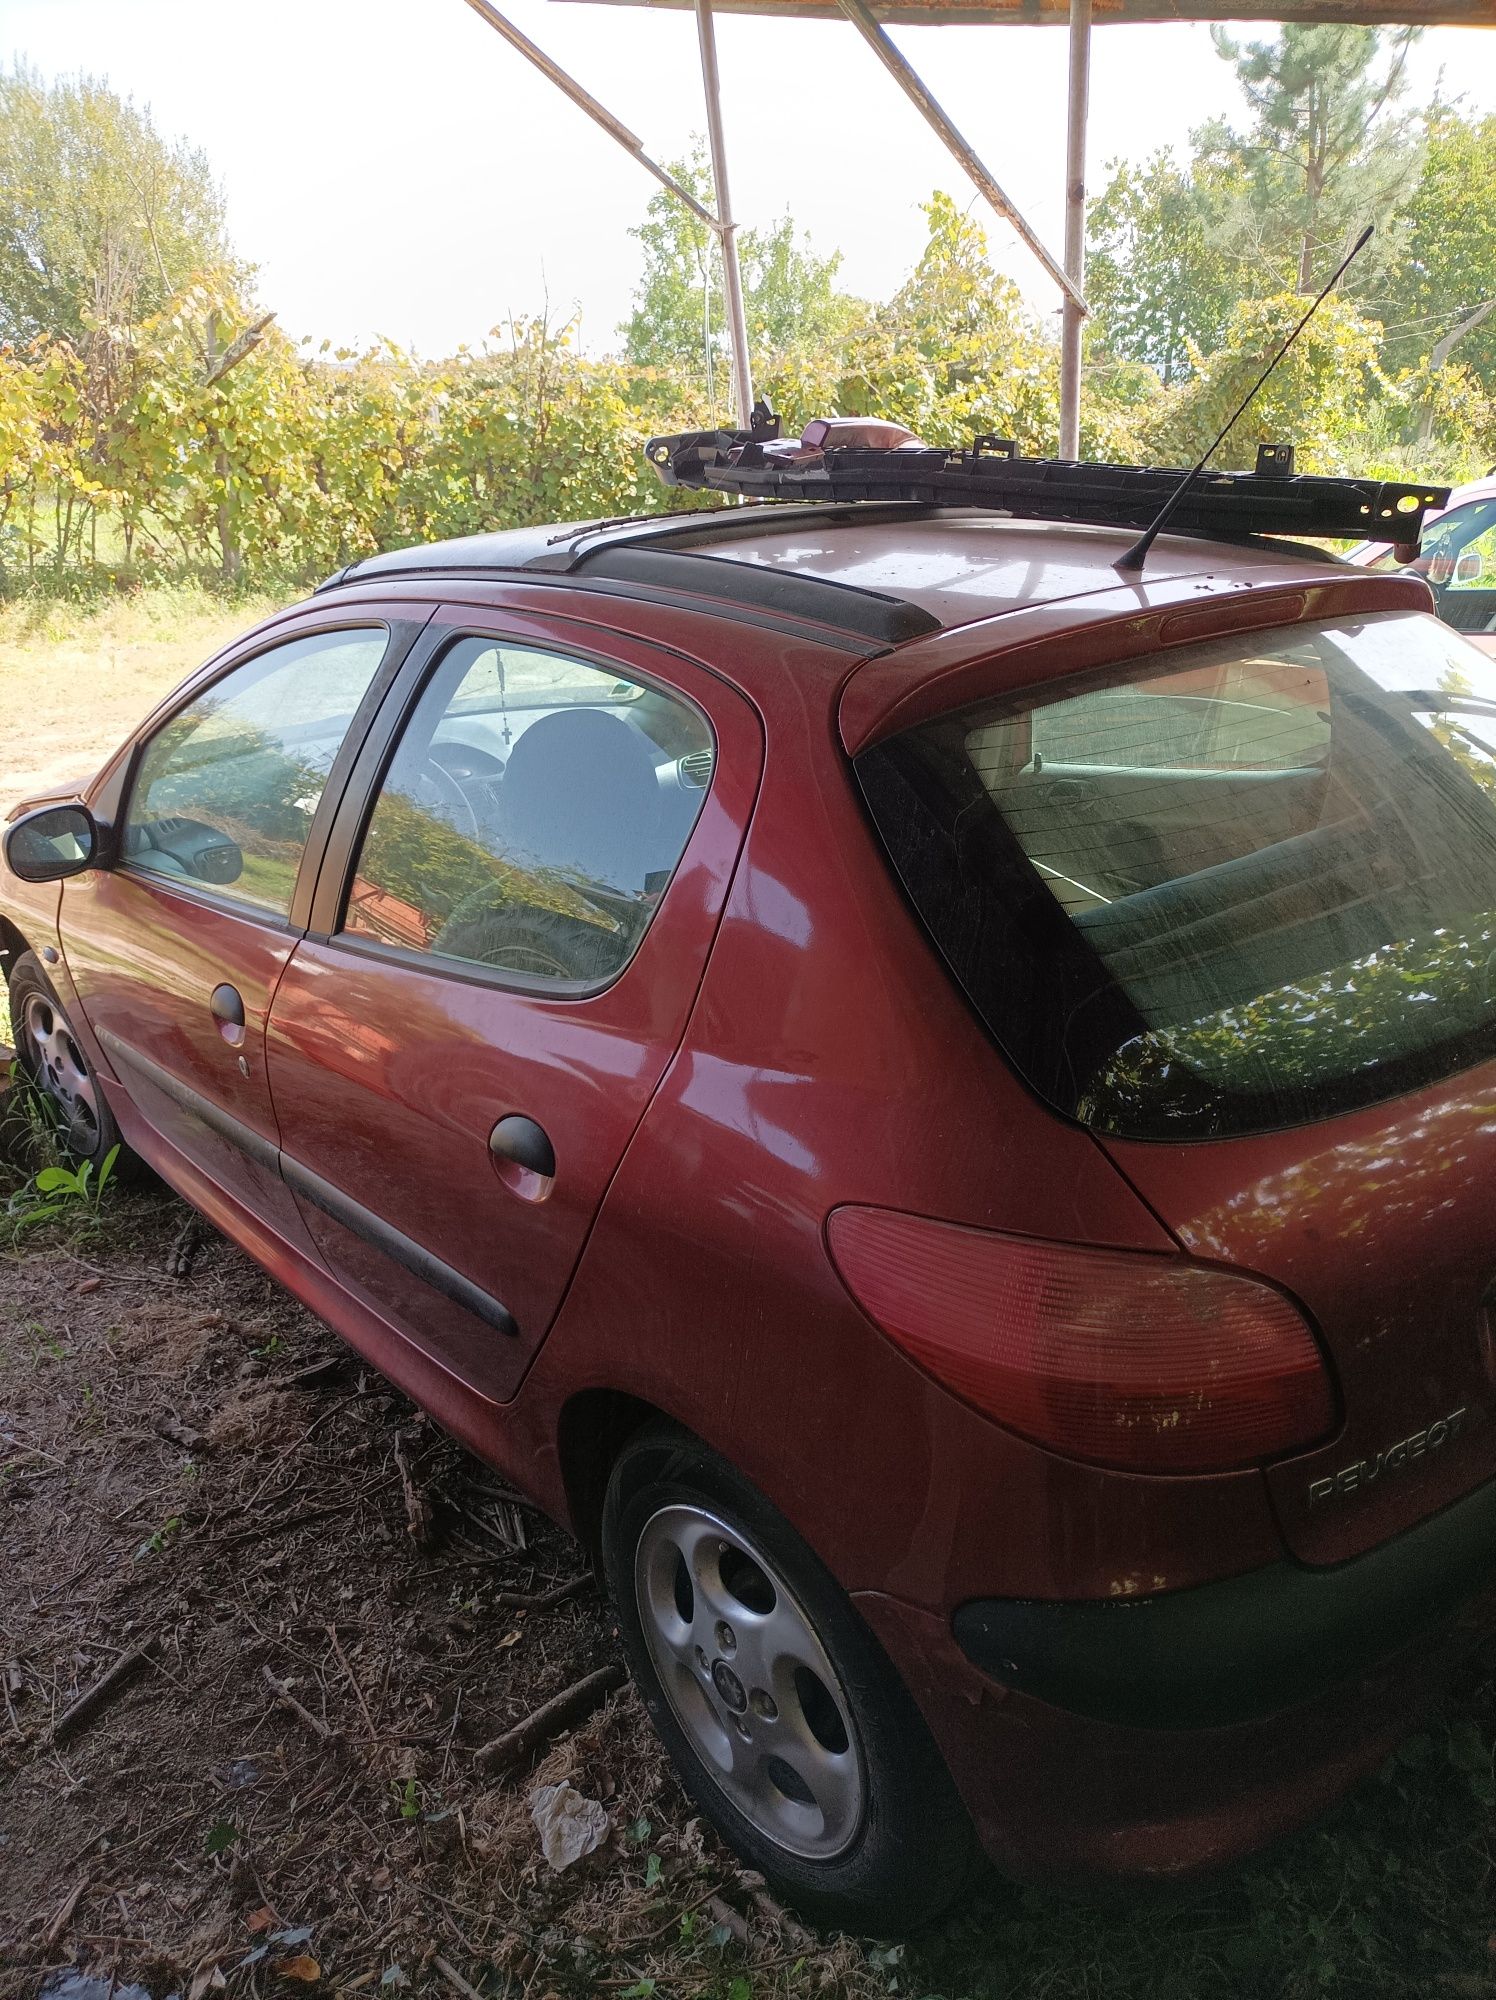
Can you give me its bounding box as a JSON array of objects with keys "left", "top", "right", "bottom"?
[
  {"left": 210, "top": 983, "right": 245, "bottom": 1029},
  {"left": 489, "top": 1115, "right": 555, "bottom": 1178}
]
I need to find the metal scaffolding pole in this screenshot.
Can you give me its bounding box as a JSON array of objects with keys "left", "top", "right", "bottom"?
[
  {"left": 695, "top": 0, "right": 756, "bottom": 427},
  {"left": 836, "top": 0, "right": 1087, "bottom": 318},
  {"left": 461, "top": 0, "right": 724, "bottom": 226},
  {"left": 1058, "top": 0, "right": 1091, "bottom": 459}
]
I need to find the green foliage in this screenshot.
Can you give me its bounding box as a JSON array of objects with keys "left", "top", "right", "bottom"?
[
  {"left": 1206, "top": 24, "right": 1420, "bottom": 296},
  {"left": 0, "top": 63, "right": 232, "bottom": 348},
  {"left": 5, "top": 35, "right": 1496, "bottom": 603},
  {"left": 135, "top": 1512, "right": 182, "bottom": 1560},
  {"left": 1379, "top": 110, "right": 1496, "bottom": 392},
  {"left": 1136, "top": 291, "right": 1387, "bottom": 471},
  {"left": 833, "top": 193, "right": 1060, "bottom": 454},
  {"left": 1087, "top": 150, "right": 1245, "bottom": 387},
  {"left": 203, "top": 1820, "right": 239, "bottom": 1856},
  {"left": 1085, "top": 24, "right": 1496, "bottom": 484},
  {"left": 3, "top": 1141, "right": 119, "bottom": 1240},
  {"left": 621, "top": 140, "right": 858, "bottom": 411}
]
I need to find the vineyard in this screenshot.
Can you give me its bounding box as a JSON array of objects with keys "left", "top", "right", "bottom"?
[{"left": 2, "top": 30, "right": 1495, "bottom": 599}]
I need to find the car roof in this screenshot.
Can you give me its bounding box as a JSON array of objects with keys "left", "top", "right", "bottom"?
[{"left": 318, "top": 501, "right": 1349, "bottom": 648}]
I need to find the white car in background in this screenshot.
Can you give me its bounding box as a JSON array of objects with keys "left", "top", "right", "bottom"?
[{"left": 1349, "top": 473, "right": 1496, "bottom": 659}]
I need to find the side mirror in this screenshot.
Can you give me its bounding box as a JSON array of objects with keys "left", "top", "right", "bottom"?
[
  {"left": 3, "top": 803, "right": 101, "bottom": 884},
  {"left": 1455, "top": 551, "right": 1484, "bottom": 587}
]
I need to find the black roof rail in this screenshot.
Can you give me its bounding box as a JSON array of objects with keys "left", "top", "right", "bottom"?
[
  {"left": 313, "top": 500, "right": 945, "bottom": 646},
  {"left": 647, "top": 425, "right": 1451, "bottom": 545}
]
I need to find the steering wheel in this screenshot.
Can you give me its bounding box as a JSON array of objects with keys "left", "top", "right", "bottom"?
[{"left": 413, "top": 756, "right": 480, "bottom": 843}]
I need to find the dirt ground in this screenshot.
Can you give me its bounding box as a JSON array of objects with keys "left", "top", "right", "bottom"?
[
  {"left": 11, "top": 1170, "right": 1496, "bottom": 2000},
  {"left": 0, "top": 592, "right": 279, "bottom": 809},
  {"left": 0, "top": 1173, "right": 895, "bottom": 2000}
]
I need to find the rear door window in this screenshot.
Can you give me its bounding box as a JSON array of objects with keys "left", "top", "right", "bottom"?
[
  {"left": 857, "top": 612, "right": 1496, "bottom": 1138},
  {"left": 341, "top": 636, "right": 715, "bottom": 987}
]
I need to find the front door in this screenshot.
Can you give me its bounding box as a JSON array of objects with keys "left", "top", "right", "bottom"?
[
  {"left": 61, "top": 620, "right": 411, "bottom": 1248},
  {"left": 264, "top": 610, "right": 761, "bottom": 1401}
]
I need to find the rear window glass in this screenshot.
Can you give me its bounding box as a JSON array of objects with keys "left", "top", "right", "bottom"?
[{"left": 856, "top": 611, "right": 1496, "bottom": 1139}]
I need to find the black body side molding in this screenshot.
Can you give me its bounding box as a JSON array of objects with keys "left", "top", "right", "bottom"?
[{"left": 96, "top": 1029, "right": 518, "bottom": 1339}]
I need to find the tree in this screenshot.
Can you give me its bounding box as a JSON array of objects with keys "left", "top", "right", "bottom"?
[
  {"left": 1137, "top": 290, "right": 1386, "bottom": 473},
  {"left": 620, "top": 141, "right": 856, "bottom": 408},
  {"left": 0, "top": 64, "right": 233, "bottom": 348},
  {"left": 1207, "top": 23, "right": 1419, "bottom": 295},
  {"left": 1379, "top": 110, "right": 1496, "bottom": 394},
  {"left": 839, "top": 192, "right": 1061, "bottom": 453},
  {"left": 1086, "top": 150, "right": 1244, "bottom": 386}
]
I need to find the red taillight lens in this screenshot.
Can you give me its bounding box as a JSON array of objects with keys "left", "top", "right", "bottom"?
[{"left": 827, "top": 1207, "right": 1335, "bottom": 1474}]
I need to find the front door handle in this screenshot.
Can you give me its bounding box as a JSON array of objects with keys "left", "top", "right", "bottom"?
[
  {"left": 210, "top": 982, "right": 246, "bottom": 1047},
  {"left": 489, "top": 1115, "right": 556, "bottom": 1179}
]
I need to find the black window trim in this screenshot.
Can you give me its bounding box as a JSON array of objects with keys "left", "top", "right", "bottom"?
[
  {"left": 305, "top": 620, "right": 721, "bottom": 1002},
  {"left": 111, "top": 615, "right": 430, "bottom": 934}
]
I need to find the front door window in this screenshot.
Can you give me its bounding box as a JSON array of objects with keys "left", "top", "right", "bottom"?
[{"left": 124, "top": 627, "right": 389, "bottom": 915}]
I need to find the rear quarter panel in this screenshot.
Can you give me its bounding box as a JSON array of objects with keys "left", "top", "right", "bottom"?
[{"left": 510, "top": 618, "right": 1286, "bottom": 1609}]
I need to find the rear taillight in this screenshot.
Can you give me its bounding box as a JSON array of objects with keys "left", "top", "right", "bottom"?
[{"left": 827, "top": 1207, "right": 1335, "bottom": 1474}]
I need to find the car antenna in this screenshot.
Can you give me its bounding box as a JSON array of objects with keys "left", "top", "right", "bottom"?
[{"left": 1114, "top": 224, "right": 1374, "bottom": 578}]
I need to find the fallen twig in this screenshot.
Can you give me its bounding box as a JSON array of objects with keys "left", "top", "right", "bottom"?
[
  {"left": 452, "top": 1503, "right": 527, "bottom": 1558},
  {"left": 432, "top": 1956, "right": 486, "bottom": 2000},
  {"left": 261, "top": 1664, "right": 337, "bottom": 1744},
  {"left": 50, "top": 1636, "right": 159, "bottom": 1746},
  {"left": 749, "top": 1886, "right": 815, "bottom": 1950},
  {"left": 42, "top": 1875, "right": 88, "bottom": 1944},
  {"left": 394, "top": 1433, "right": 436, "bottom": 1548},
  {"left": 706, "top": 1894, "right": 750, "bottom": 1946},
  {"left": 474, "top": 1661, "right": 627, "bottom": 1774},
  {"left": 490, "top": 1575, "right": 591, "bottom": 1611},
  {"left": 269, "top": 1354, "right": 348, "bottom": 1390},
  {"left": 328, "top": 1623, "right": 380, "bottom": 1743}
]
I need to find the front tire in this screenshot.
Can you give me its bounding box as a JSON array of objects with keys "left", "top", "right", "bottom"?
[
  {"left": 602, "top": 1423, "right": 978, "bottom": 1932},
  {"left": 7, "top": 951, "right": 124, "bottom": 1169}
]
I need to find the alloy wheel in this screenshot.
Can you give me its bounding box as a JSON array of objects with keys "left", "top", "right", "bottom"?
[
  {"left": 21, "top": 990, "right": 101, "bottom": 1154},
  {"left": 634, "top": 1502, "right": 867, "bottom": 1860}
]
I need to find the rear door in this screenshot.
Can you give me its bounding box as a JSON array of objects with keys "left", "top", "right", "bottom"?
[
  {"left": 61, "top": 617, "right": 422, "bottom": 1248},
  {"left": 264, "top": 607, "right": 762, "bottom": 1401}
]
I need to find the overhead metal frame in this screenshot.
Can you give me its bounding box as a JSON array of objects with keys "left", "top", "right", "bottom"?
[
  {"left": 465, "top": 0, "right": 1482, "bottom": 456},
  {"left": 459, "top": 0, "right": 1081, "bottom": 438},
  {"left": 461, "top": 0, "right": 757, "bottom": 422}
]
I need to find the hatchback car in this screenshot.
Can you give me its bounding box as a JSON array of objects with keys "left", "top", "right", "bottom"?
[
  {"left": 9, "top": 488, "right": 1496, "bottom": 1928},
  {"left": 1349, "top": 471, "right": 1496, "bottom": 657}
]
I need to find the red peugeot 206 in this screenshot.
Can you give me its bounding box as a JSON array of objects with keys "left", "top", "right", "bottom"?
[{"left": 5, "top": 431, "right": 1495, "bottom": 1927}]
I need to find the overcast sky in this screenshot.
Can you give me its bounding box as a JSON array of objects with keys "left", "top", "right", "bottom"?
[{"left": 5, "top": 1, "right": 1496, "bottom": 358}]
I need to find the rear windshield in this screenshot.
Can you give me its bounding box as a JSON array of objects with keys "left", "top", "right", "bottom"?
[{"left": 856, "top": 611, "right": 1496, "bottom": 1139}]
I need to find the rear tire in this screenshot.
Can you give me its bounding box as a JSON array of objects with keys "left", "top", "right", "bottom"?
[
  {"left": 7, "top": 951, "right": 125, "bottom": 1170},
  {"left": 602, "top": 1423, "right": 979, "bottom": 1932}
]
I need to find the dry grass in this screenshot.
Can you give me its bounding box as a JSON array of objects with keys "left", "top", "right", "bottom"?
[{"left": 0, "top": 587, "right": 284, "bottom": 811}]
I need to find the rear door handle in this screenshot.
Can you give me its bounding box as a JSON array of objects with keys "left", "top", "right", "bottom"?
[
  {"left": 210, "top": 983, "right": 245, "bottom": 1028},
  {"left": 210, "top": 983, "right": 246, "bottom": 1047},
  {"left": 489, "top": 1115, "right": 556, "bottom": 1179}
]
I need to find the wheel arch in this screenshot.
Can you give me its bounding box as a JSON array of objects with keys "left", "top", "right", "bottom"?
[
  {"left": 0, "top": 916, "right": 34, "bottom": 985},
  {"left": 555, "top": 1387, "right": 692, "bottom": 1561}
]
